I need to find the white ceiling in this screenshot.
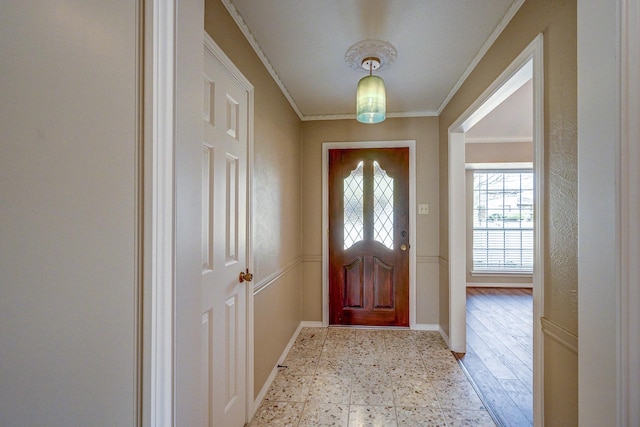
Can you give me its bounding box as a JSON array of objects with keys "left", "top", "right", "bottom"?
[{"left": 223, "top": 0, "right": 522, "bottom": 120}]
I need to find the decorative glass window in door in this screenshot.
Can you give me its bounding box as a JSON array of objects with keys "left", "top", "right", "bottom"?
[
  {"left": 344, "top": 161, "right": 364, "bottom": 249},
  {"left": 373, "top": 161, "right": 394, "bottom": 249}
]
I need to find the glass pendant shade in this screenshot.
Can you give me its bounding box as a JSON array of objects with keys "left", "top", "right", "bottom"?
[{"left": 356, "top": 75, "right": 386, "bottom": 124}]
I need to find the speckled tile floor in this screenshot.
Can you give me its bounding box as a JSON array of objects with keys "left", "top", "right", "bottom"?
[{"left": 249, "top": 328, "right": 496, "bottom": 427}]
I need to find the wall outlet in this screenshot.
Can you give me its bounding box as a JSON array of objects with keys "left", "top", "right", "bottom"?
[{"left": 418, "top": 204, "right": 429, "bottom": 215}]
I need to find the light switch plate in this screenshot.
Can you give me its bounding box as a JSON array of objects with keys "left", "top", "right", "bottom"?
[{"left": 418, "top": 204, "right": 429, "bottom": 215}]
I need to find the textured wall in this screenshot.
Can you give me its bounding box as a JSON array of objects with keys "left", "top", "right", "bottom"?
[
  {"left": 300, "top": 117, "right": 440, "bottom": 325},
  {"left": 438, "top": 0, "right": 578, "bottom": 424},
  {"left": 205, "top": 0, "right": 303, "bottom": 399}
]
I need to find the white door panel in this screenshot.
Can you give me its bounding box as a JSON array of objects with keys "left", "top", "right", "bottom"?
[{"left": 201, "top": 44, "right": 248, "bottom": 427}]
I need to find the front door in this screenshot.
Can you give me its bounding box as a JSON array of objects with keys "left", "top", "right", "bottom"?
[
  {"left": 328, "top": 148, "right": 409, "bottom": 326},
  {"left": 201, "top": 42, "right": 249, "bottom": 427}
]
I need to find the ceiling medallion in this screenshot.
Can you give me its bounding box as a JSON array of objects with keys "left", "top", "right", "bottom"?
[{"left": 344, "top": 39, "right": 397, "bottom": 72}]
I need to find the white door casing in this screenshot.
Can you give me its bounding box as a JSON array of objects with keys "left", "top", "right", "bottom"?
[
  {"left": 322, "top": 140, "right": 417, "bottom": 328},
  {"left": 201, "top": 36, "right": 253, "bottom": 427},
  {"left": 447, "top": 34, "right": 544, "bottom": 425}
]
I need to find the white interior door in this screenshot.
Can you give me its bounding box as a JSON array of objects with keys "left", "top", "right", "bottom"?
[{"left": 201, "top": 42, "right": 249, "bottom": 427}]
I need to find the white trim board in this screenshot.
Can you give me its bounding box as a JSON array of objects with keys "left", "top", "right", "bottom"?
[
  {"left": 219, "top": 0, "right": 304, "bottom": 120},
  {"left": 221, "top": 0, "right": 524, "bottom": 121},
  {"left": 467, "top": 283, "right": 533, "bottom": 288},
  {"left": 413, "top": 324, "right": 441, "bottom": 331},
  {"left": 252, "top": 322, "right": 305, "bottom": 420},
  {"left": 143, "top": 1, "right": 178, "bottom": 425},
  {"left": 578, "top": 0, "right": 640, "bottom": 424},
  {"left": 300, "top": 321, "right": 324, "bottom": 328},
  {"left": 619, "top": 0, "right": 640, "bottom": 423},
  {"left": 321, "top": 140, "right": 417, "bottom": 329},
  {"left": 447, "top": 34, "right": 544, "bottom": 426},
  {"left": 253, "top": 257, "right": 301, "bottom": 295},
  {"left": 465, "top": 137, "right": 533, "bottom": 144},
  {"left": 465, "top": 162, "right": 532, "bottom": 170},
  {"left": 436, "top": 0, "right": 526, "bottom": 115}
]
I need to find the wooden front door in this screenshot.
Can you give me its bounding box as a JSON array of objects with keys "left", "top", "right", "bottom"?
[{"left": 329, "top": 148, "right": 410, "bottom": 326}]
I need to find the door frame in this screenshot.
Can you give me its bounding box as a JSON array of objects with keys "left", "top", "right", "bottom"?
[
  {"left": 142, "top": 1, "right": 191, "bottom": 425},
  {"left": 578, "top": 0, "right": 640, "bottom": 424},
  {"left": 322, "top": 140, "right": 416, "bottom": 328},
  {"left": 142, "top": 7, "right": 255, "bottom": 422},
  {"left": 447, "top": 34, "right": 544, "bottom": 425}
]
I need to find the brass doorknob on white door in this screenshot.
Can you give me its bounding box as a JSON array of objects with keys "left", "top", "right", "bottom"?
[
  {"left": 400, "top": 244, "right": 408, "bottom": 251},
  {"left": 239, "top": 269, "right": 253, "bottom": 283}
]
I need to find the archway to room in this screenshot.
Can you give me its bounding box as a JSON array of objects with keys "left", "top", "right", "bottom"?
[{"left": 448, "top": 35, "right": 544, "bottom": 426}]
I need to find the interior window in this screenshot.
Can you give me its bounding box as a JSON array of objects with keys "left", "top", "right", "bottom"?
[{"left": 473, "top": 170, "right": 533, "bottom": 273}]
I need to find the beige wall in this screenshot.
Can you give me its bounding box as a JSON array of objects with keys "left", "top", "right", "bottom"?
[
  {"left": 465, "top": 141, "right": 533, "bottom": 164},
  {"left": 205, "top": 0, "right": 303, "bottom": 398},
  {"left": 439, "top": 1, "right": 578, "bottom": 424},
  {"left": 301, "top": 117, "right": 440, "bottom": 326},
  {"left": 0, "top": 1, "right": 140, "bottom": 424},
  {"left": 465, "top": 142, "right": 533, "bottom": 285}
]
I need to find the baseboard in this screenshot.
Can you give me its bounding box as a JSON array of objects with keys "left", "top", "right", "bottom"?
[
  {"left": 252, "top": 322, "right": 305, "bottom": 418},
  {"left": 300, "top": 321, "right": 323, "bottom": 328},
  {"left": 251, "top": 320, "right": 453, "bottom": 419},
  {"left": 467, "top": 282, "right": 533, "bottom": 288},
  {"left": 439, "top": 327, "right": 450, "bottom": 346},
  {"left": 413, "top": 323, "right": 440, "bottom": 331}
]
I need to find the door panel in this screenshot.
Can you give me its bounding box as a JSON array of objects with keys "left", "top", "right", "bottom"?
[
  {"left": 373, "top": 257, "right": 394, "bottom": 308},
  {"left": 202, "top": 44, "right": 248, "bottom": 427},
  {"left": 344, "top": 257, "right": 364, "bottom": 307},
  {"left": 329, "top": 148, "right": 409, "bottom": 327}
]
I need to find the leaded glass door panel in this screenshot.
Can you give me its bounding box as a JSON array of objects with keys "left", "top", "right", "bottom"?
[{"left": 328, "top": 148, "right": 409, "bottom": 326}]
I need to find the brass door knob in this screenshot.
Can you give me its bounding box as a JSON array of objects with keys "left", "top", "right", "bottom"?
[
  {"left": 400, "top": 244, "right": 408, "bottom": 251},
  {"left": 239, "top": 269, "right": 253, "bottom": 283}
]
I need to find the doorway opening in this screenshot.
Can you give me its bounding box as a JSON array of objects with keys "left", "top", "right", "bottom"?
[{"left": 447, "top": 34, "right": 544, "bottom": 425}]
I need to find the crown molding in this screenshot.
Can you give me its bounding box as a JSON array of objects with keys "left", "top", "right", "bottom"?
[
  {"left": 220, "top": 0, "right": 304, "bottom": 120},
  {"left": 302, "top": 110, "right": 438, "bottom": 121},
  {"left": 222, "top": 0, "right": 523, "bottom": 122},
  {"left": 436, "top": 0, "right": 525, "bottom": 115},
  {"left": 388, "top": 111, "right": 439, "bottom": 118}
]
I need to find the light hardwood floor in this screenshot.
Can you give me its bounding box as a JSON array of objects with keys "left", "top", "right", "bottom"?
[{"left": 458, "top": 287, "right": 533, "bottom": 427}]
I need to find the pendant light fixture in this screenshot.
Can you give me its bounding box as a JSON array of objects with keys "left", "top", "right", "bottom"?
[
  {"left": 345, "top": 40, "right": 397, "bottom": 125},
  {"left": 356, "top": 57, "right": 386, "bottom": 124}
]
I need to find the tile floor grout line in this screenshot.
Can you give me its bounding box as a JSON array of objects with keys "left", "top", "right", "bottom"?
[{"left": 250, "top": 327, "right": 496, "bottom": 426}]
